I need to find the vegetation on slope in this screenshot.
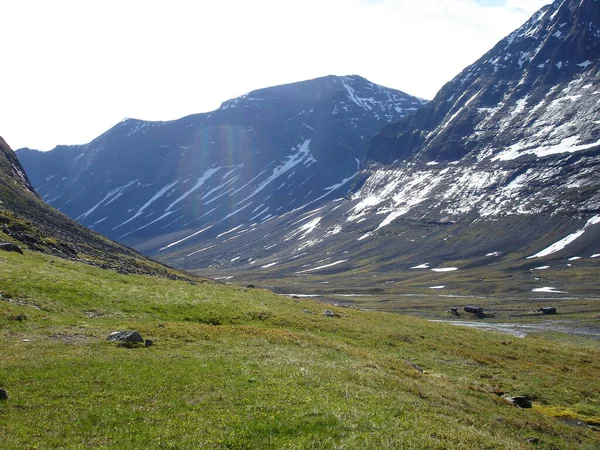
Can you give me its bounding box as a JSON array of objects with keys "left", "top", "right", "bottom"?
[
  {"left": 1, "top": 136, "right": 194, "bottom": 280},
  {"left": 1, "top": 249, "right": 599, "bottom": 449}
]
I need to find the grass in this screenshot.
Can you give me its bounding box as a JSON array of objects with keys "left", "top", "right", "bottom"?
[{"left": 1, "top": 250, "right": 600, "bottom": 448}]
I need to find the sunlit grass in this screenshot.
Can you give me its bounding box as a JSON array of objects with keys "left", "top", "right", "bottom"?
[{"left": 1, "top": 250, "right": 599, "bottom": 448}]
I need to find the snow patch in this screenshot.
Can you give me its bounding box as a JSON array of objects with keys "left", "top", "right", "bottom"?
[
  {"left": 296, "top": 259, "right": 348, "bottom": 274},
  {"left": 532, "top": 287, "right": 567, "bottom": 293},
  {"left": 159, "top": 225, "right": 213, "bottom": 251},
  {"left": 186, "top": 245, "right": 216, "bottom": 257},
  {"left": 113, "top": 180, "right": 178, "bottom": 230},
  {"left": 431, "top": 267, "right": 458, "bottom": 272},
  {"left": 493, "top": 136, "right": 600, "bottom": 161},
  {"left": 527, "top": 215, "right": 600, "bottom": 258},
  {"left": 217, "top": 225, "right": 245, "bottom": 239},
  {"left": 77, "top": 180, "right": 138, "bottom": 220},
  {"left": 261, "top": 262, "right": 279, "bottom": 269},
  {"left": 166, "top": 168, "right": 220, "bottom": 211}
]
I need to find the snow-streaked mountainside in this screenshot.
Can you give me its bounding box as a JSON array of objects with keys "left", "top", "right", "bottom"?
[
  {"left": 0, "top": 137, "right": 191, "bottom": 278},
  {"left": 17, "top": 75, "right": 425, "bottom": 247},
  {"left": 152, "top": 0, "right": 599, "bottom": 297},
  {"left": 359, "top": 0, "right": 600, "bottom": 224}
]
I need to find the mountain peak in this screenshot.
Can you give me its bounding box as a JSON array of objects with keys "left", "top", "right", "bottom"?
[
  {"left": 18, "top": 76, "right": 426, "bottom": 247},
  {"left": 352, "top": 0, "right": 599, "bottom": 230}
]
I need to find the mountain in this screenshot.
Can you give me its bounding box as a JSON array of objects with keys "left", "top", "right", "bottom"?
[
  {"left": 17, "top": 75, "right": 426, "bottom": 250},
  {"left": 153, "top": 0, "right": 600, "bottom": 299},
  {"left": 0, "top": 137, "right": 192, "bottom": 279}
]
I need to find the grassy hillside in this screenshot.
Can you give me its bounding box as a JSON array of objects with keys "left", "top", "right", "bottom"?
[{"left": 1, "top": 249, "right": 599, "bottom": 449}]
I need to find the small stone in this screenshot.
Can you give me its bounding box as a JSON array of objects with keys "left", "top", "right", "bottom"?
[
  {"left": 404, "top": 360, "right": 424, "bottom": 373},
  {"left": 492, "top": 386, "right": 505, "bottom": 396},
  {"left": 0, "top": 389, "right": 8, "bottom": 400},
  {"left": 324, "top": 310, "right": 339, "bottom": 317},
  {"left": 246, "top": 284, "right": 255, "bottom": 289},
  {"left": 526, "top": 437, "right": 539, "bottom": 444},
  {"left": 145, "top": 339, "right": 154, "bottom": 347}
]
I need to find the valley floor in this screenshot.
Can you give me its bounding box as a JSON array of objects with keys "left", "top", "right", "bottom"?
[{"left": 1, "top": 250, "right": 600, "bottom": 449}]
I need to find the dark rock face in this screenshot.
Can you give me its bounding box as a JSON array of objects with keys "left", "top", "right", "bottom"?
[
  {"left": 17, "top": 76, "right": 425, "bottom": 251},
  {"left": 0, "top": 242, "right": 23, "bottom": 254}
]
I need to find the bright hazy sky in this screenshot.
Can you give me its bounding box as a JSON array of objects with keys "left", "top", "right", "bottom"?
[{"left": 2, "top": 0, "right": 550, "bottom": 151}]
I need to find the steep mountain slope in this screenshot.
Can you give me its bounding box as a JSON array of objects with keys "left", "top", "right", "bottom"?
[
  {"left": 361, "top": 0, "right": 599, "bottom": 218},
  {"left": 154, "top": 0, "right": 599, "bottom": 298},
  {"left": 0, "top": 137, "right": 192, "bottom": 279},
  {"left": 17, "top": 75, "right": 425, "bottom": 249}
]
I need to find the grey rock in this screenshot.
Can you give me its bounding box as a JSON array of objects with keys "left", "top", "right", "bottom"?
[{"left": 107, "top": 330, "right": 144, "bottom": 344}]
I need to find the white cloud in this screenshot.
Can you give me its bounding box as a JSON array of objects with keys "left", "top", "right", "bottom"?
[{"left": 0, "top": 0, "right": 550, "bottom": 150}]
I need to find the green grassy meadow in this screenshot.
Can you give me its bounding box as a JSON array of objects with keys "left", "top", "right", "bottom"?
[{"left": 1, "top": 250, "right": 599, "bottom": 448}]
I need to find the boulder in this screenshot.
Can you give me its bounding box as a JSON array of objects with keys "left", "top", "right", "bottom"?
[
  {"left": 107, "top": 331, "right": 144, "bottom": 345},
  {"left": 0, "top": 389, "right": 8, "bottom": 400},
  {"left": 0, "top": 242, "right": 23, "bottom": 255},
  {"left": 505, "top": 396, "right": 532, "bottom": 408},
  {"left": 324, "top": 310, "right": 339, "bottom": 317}
]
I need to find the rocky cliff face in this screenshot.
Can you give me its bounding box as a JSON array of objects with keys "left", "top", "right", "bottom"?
[{"left": 17, "top": 75, "right": 425, "bottom": 247}]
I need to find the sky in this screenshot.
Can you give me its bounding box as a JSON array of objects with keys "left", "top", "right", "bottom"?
[{"left": 1, "top": 0, "right": 550, "bottom": 151}]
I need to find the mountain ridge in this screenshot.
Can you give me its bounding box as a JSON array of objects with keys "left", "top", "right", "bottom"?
[
  {"left": 147, "top": 0, "right": 599, "bottom": 299},
  {"left": 18, "top": 75, "right": 426, "bottom": 249}
]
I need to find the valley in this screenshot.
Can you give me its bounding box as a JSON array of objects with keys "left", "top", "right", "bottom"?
[{"left": 2, "top": 0, "right": 600, "bottom": 447}]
